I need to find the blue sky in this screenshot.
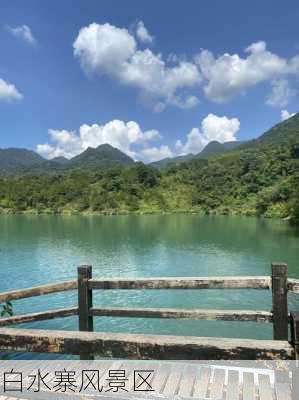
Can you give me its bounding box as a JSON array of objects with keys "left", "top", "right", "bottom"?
[{"left": 0, "top": 0, "right": 298, "bottom": 162}]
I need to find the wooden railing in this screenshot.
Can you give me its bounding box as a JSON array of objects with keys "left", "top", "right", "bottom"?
[{"left": 0, "top": 263, "right": 299, "bottom": 360}]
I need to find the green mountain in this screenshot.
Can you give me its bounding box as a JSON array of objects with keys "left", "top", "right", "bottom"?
[
  {"left": 0, "top": 148, "right": 45, "bottom": 175},
  {"left": 0, "top": 113, "right": 298, "bottom": 223},
  {"left": 241, "top": 113, "right": 299, "bottom": 149},
  {"left": 150, "top": 153, "right": 194, "bottom": 169},
  {"left": 51, "top": 156, "right": 69, "bottom": 165},
  {"left": 0, "top": 144, "right": 135, "bottom": 176},
  {"left": 166, "top": 112, "right": 299, "bottom": 219},
  {"left": 151, "top": 140, "right": 242, "bottom": 169},
  {"left": 196, "top": 140, "right": 242, "bottom": 159},
  {"left": 69, "top": 144, "right": 134, "bottom": 169}
]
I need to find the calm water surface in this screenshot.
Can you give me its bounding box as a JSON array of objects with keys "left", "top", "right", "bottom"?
[{"left": 0, "top": 214, "right": 298, "bottom": 358}]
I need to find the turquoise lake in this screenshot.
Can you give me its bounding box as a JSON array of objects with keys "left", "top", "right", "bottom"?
[{"left": 0, "top": 214, "right": 299, "bottom": 359}]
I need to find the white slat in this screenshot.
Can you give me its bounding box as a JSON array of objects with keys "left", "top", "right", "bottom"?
[
  {"left": 152, "top": 363, "right": 171, "bottom": 394},
  {"left": 243, "top": 372, "right": 255, "bottom": 400},
  {"left": 163, "top": 364, "right": 182, "bottom": 396},
  {"left": 275, "top": 382, "right": 291, "bottom": 400},
  {"left": 193, "top": 367, "right": 211, "bottom": 399},
  {"left": 210, "top": 368, "right": 225, "bottom": 400},
  {"left": 178, "top": 365, "right": 197, "bottom": 397},
  {"left": 258, "top": 374, "right": 273, "bottom": 400},
  {"left": 226, "top": 370, "right": 239, "bottom": 400}
]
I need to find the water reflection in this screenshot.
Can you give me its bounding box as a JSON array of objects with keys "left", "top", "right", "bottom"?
[{"left": 0, "top": 214, "right": 298, "bottom": 348}]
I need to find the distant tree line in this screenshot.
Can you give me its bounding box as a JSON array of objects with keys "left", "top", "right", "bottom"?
[{"left": 0, "top": 138, "right": 298, "bottom": 224}]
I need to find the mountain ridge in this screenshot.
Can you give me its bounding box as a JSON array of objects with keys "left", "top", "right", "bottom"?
[
  {"left": 0, "top": 112, "right": 298, "bottom": 222},
  {"left": 0, "top": 113, "right": 298, "bottom": 176},
  {"left": 0, "top": 143, "right": 135, "bottom": 176},
  {"left": 150, "top": 140, "right": 244, "bottom": 169}
]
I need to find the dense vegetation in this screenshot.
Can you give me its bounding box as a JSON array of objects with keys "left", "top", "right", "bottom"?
[{"left": 0, "top": 114, "right": 298, "bottom": 222}]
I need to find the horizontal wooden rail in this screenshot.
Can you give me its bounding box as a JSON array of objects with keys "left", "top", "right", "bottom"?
[
  {"left": 0, "top": 328, "right": 293, "bottom": 360},
  {"left": 90, "top": 307, "right": 273, "bottom": 322},
  {"left": 89, "top": 276, "right": 271, "bottom": 290},
  {"left": 287, "top": 279, "right": 299, "bottom": 294},
  {"left": 0, "top": 280, "right": 77, "bottom": 303},
  {"left": 0, "top": 307, "right": 78, "bottom": 327}
]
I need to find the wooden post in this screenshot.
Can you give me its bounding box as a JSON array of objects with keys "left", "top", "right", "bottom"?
[
  {"left": 78, "top": 265, "right": 94, "bottom": 360},
  {"left": 290, "top": 311, "right": 299, "bottom": 359},
  {"left": 271, "top": 263, "right": 288, "bottom": 341},
  {"left": 290, "top": 312, "right": 299, "bottom": 398}
]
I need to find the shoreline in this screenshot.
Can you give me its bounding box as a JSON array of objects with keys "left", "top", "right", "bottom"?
[{"left": 0, "top": 207, "right": 296, "bottom": 223}]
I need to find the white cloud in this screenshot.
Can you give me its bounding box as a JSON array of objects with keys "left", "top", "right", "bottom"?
[
  {"left": 176, "top": 113, "right": 240, "bottom": 155},
  {"left": 73, "top": 25, "right": 299, "bottom": 109},
  {"left": 73, "top": 22, "right": 201, "bottom": 110},
  {"left": 136, "top": 21, "right": 153, "bottom": 44},
  {"left": 37, "top": 120, "right": 161, "bottom": 160},
  {"left": 195, "top": 41, "right": 288, "bottom": 103},
  {"left": 73, "top": 23, "right": 136, "bottom": 74},
  {"left": 6, "top": 24, "right": 36, "bottom": 45},
  {"left": 153, "top": 95, "right": 199, "bottom": 112},
  {"left": 170, "top": 95, "right": 199, "bottom": 109},
  {"left": 266, "top": 79, "right": 297, "bottom": 107},
  {"left": 36, "top": 143, "right": 68, "bottom": 160},
  {"left": 37, "top": 113, "right": 242, "bottom": 163},
  {"left": 139, "top": 145, "right": 173, "bottom": 162},
  {"left": 0, "top": 78, "right": 23, "bottom": 101},
  {"left": 281, "top": 109, "right": 296, "bottom": 121}
]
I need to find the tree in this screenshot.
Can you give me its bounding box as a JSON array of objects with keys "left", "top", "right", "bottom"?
[{"left": 0, "top": 301, "right": 13, "bottom": 317}]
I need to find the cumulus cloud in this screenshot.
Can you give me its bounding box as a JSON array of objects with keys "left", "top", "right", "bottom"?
[
  {"left": 6, "top": 24, "right": 36, "bottom": 45},
  {"left": 195, "top": 41, "right": 299, "bottom": 105},
  {"left": 73, "top": 24, "right": 299, "bottom": 109},
  {"left": 73, "top": 22, "right": 201, "bottom": 110},
  {"left": 0, "top": 78, "right": 23, "bottom": 101},
  {"left": 266, "top": 79, "right": 297, "bottom": 107},
  {"left": 136, "top": 21, "right": 153, "bottom": 44},
  {"left": 175, "top": 113, "right": 240, "bottom": 155},
  {"left": 154, "top": 95, "right": 199, "bottom": 112},
  {"left": 37, "top": 120, "right": 161, "bottom": 160},
  {"left": 37, "top": 113, "right": 242, "bottom": 163},
  {"left": 281, "top": 109, "right": 296, "bottom": 121},
  {"left": 139, "top": 145, "right": 173, "bottom": 162},
  {"left": 73, "top": 23, "right": 136, "bottom": 73}
]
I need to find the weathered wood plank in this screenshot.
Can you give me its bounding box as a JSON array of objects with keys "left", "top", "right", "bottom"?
[
  {"left": 272, "top": 263, "right": 288, "bottom": 340},
  {"left": 91, "top": 307, "right": 273, "bottom": 322},
  {"left": 287, "top": 278, "right": 299, "bottom": 293},
  {"left": 89, "top": 276, "right": 271, "bottom": 290},
  {"left": 0, "top": 328, "right": 294, "bottom": 360},
  {"left": 0, "top": 307, "right": 78, "bottom": 327},
  {"left": 0, "top": 281, "right": 77, "bottom": 303}
]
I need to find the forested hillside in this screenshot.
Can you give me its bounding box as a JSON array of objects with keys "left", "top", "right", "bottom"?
[
  {"left": 149, "top": 140, "right": 242, "bottom": 169},
  {"left": 0, "top": 148, "right": 45, "bottom": 174},
  {"left": 0, "top": 144, "right": 134, "bottom": 176},
  {"left": 0, "top": 114, "right": 298, "bottom": 223}
]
